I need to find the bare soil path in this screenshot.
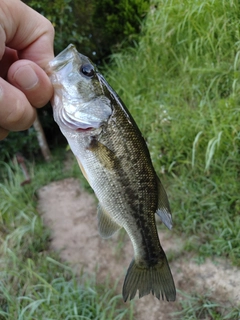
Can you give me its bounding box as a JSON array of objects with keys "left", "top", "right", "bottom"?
[{"left": 37, "top": 177, "right": 240, "bottom": 320}]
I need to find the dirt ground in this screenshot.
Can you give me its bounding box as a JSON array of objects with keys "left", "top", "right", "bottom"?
[{"left": 37, "top": 177, "right": 240, "bottom": 320}]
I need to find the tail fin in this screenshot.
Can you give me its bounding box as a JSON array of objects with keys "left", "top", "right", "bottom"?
[{"left": 122, "top": 256, "right": 176, "bottom": 302}]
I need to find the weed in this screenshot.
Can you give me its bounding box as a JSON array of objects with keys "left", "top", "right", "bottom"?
[
  {"left": 174, "top": 291, "right": 240, "bottom": 320},
  {"left": 0, "top": 162, "right": 133, "bottom": 319},
  {"left": 105, "top": 0, "right": 240, "bottom": 265}
]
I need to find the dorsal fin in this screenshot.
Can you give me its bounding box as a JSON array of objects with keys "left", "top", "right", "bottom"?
[
  {"left": 97, "top": 203, "right": 122, "bottom": 238},
  {"left": 156, "top": 178, "right": 173, "bottom": 230}
]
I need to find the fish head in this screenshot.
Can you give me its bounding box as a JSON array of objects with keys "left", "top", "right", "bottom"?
[{"left": 48, "top": 44, "right": 112, "bottom": 139}]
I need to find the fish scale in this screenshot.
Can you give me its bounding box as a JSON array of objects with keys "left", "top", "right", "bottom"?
[
  {"left": 94, "top": 109, "right": 156, "bottom": 228},
  {"left": 48, "top": 44, "right": 176, "bottom": 302}
]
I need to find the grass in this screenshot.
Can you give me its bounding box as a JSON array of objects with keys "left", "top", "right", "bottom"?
[
  {"left": 174, "top": 291, "right": 240, "bottom": 320},
  {"left": 1, "top": 0, "right": 240, "bottom": 318},
  {"left": 0, "top": 159, "right": 133, "bottom": 319},
  {"left": 102, "top": 1, "right": 240, "bottom": 316},
  {"left": 105, "top": 0, "right": 240, "bottom": 266}
]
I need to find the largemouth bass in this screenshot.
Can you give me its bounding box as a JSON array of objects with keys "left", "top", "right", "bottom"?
[{"left": 48, "top": 44, "right": 176, "bottom": 302}]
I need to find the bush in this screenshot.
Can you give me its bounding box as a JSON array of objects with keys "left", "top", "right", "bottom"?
[
  {"left": 0, "top": 129, "right": 38, "bottom": 162},
  {"left": 24, "top": 0, "right": 149, "bottom": 60},
  {"left": 92, "top": 0, "right": 150, "bottom": 59},
  {"left": 25, "top": 0, "right": 86, "bottom": 54}
]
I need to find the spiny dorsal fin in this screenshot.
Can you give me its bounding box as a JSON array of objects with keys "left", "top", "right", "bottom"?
[
  {"left": 156, "top": 178, "right": 173, "bottom": 230},
  {"left": 97, "top": 203, "right": 122, "bottom": 238}
]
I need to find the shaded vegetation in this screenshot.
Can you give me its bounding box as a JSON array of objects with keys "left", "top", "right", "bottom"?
[
  {"left": 92, "top": 0, "right": 149, "bottom": 59},
  {"left": 0, "top": 0, "right": 149, "bottom": 162},
  {"left": 24, "top": 0, "right": 150, "bottom": 59}
]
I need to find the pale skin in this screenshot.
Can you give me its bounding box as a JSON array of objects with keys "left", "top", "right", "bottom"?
[{"left": 0, "top": 0, "right": 54, "bottom": 140}]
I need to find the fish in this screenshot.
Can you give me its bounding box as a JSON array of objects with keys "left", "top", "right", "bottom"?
[{"left": 48, "top": 44, "right": 176, "bottom": 302}]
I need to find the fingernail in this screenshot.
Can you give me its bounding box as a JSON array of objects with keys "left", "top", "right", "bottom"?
[{"left": 14, "top": 65, "right": 39, "bottom": 90}]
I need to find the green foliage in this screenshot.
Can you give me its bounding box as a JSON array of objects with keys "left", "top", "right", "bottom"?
[
  {"left": 25, "top": 0, "right": 86, "bottom": 54},
  {"left": 92, "top": 0, "right": 150, "bottom": 57},
  {"left": 174, "top": 291, "right": 240, "bottom": 319},
  {"left": 0, "top": 129, "right": 38, "bottom": 162},
  {"left": 0, "top": 0, "right": 150, "bottom": 162},
  {"left": 0, "top": 159, "right": 133, "bottom": 320},
  {"left": 24, "top": 0, "right": 149, "bottom": 58},
  {"left": 105, "top": 0, "right": 240, "bottom": 264}
]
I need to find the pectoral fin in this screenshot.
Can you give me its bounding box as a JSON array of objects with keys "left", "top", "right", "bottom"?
[
  {"left": 88, "top": 138, "right": 119, "bottom": 171},
  {"left": 97, "top": 203, "right": 122, "bottom": 238},
  {"left": 156, "top": 178, "right": 173, "bottom": 230},
  {"left": 76, "top": 157, "right": 90, "bottom": 183}
]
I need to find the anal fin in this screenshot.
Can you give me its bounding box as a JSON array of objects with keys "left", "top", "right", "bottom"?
[
  {"left": 156, "top": 178, "right": 173, "bottom": 230},
  {"left": 97, "top": 203, "right": 122, "bottom": 238}
]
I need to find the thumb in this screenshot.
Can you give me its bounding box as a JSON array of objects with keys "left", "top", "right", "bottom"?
[{"left": 8, "top": 60, "right": 53, "bottom": 108}]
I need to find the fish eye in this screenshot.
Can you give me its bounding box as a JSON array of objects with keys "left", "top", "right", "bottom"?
[{"left": 80, "top": 63, "right": 95, "bottom": 78}]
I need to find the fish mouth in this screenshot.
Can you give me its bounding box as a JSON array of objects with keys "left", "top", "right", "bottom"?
[{"left": 76, "top": 127, "right": 93, "bottom": 132}]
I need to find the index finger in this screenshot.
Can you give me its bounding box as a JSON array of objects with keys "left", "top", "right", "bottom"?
[{"left": 0, "top": 0, "right": 55, "bottom": 68}]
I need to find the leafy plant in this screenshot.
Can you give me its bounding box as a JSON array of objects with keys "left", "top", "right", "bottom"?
[
  {"left": 0, "top": 129, "right": 38, "bottom": 162},
  {"left": 92, "top": 0, "right": 150, "bottom": 58},
  {"left": 25, "top": 0, "right": 86, "bottom": 54}
]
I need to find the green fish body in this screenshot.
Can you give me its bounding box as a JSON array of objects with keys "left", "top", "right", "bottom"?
[{"left": 48, "top": 44, "right": 176, "bottom": 301}]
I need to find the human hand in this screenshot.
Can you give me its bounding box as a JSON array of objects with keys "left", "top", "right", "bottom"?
[{"left": 0, "top": 0, "right": 54, "bottom": 140}]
